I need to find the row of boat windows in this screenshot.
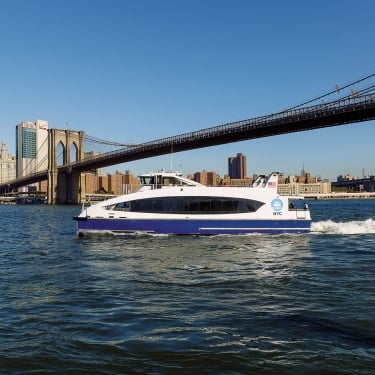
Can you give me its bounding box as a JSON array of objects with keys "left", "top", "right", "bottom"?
[
  {"left": 105, "top": 197, "right": 265, "bottom": 214},
  {"left": 140, "top": 175, "right": 189, "bottom": 186}
]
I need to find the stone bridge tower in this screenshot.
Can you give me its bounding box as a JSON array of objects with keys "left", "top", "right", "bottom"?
[{"left": 48, "top": 129, "right": 85, "bottom": 204}]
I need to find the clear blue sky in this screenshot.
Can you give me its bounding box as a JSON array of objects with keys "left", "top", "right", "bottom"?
[{"left": 1, "top": 0, "right": 374, "bottom": 181}]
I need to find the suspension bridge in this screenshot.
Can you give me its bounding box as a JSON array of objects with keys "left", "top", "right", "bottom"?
[{"left": 1, "top": 73, "right": 375, "bottom": 203}]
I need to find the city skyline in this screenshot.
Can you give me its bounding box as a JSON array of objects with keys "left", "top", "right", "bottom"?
[{"left": 0, "top": 1, "right": 374, "bottom": 181}]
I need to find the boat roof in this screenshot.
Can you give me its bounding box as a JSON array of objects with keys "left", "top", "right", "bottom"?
[
  {"left": 138, "top": 170, "right": 203, "bottom": 187},
  {"left": 139, "top": 170, "right": 183, "bottom": 178},
  {"left": 137, "top": 170, "right": 282, "bottom": 189}
]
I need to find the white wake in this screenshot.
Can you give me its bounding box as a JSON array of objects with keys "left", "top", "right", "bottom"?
[{"left": 311, "top": 218, "right": 375, "bottom": 234}]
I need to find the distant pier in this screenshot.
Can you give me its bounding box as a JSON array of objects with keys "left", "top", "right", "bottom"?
[
  {"left": 0, "top": 195, "right": 47, "bottom": 205},
  {"left": 302, "top": 192, "right": 375, "bottom": 199},
  {"left": 0, "top": 197, "right": 16, "bottom": 204}
]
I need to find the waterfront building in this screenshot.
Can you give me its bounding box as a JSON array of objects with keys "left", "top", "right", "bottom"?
[
  {"left": 81, "top": 167, "right": 330, "bottom": 201},
  {"left": 193, "top": 171, "right": 222, "bottom": 186},
  {"left": 220, "top": 174, "right": 231, "bottom": 186},
  {"left": 0, "top": 140, "right": 16, "bottom": 184},
  {"left": 229, "top": 177, "right": 253, "bottom": 187},
  {"left": 84, "top": 151, "right": 103, "bottom": 176},
  {"left": 108, "top": 171, "right": 125, "bottom": 195},
  {"left": 277, "top": 174, "right": 331, "bottom": 195},
  {"left": 207, "top": 171, "right": 221, "bottom": 186},
  {"left": 337, "top": 174, "right": 357, "bottom": 182},
  {"left": 189, "top": 169, "right": 329, "bottom": 193},
  {"left": 84, "top": 170, "right": 140, "bottom": 196},
  {"left": 99, "top": 174, "right": 109, "bottom": 193},
  {"left": 228, "top": 153, "right": 247, "bottom": 179},
  {"left": 16, "top": 120, "right": 49, "bottom": 192},
  {"left": 193, "top": 170, "right": 208, "bottom": 185},
  {"left": 38, "top": 180, "right": 48, "bottom": 194},
  {"left": 123, "top": 170, "right": 141, "bottom": 193}
]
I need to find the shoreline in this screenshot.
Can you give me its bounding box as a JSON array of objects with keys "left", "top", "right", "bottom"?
[
  {"left": 302, "top": 192, "right": 375, "bottom": 200},
  {"left": 2, "top": 192, "right": 375, "bottom": 205}
]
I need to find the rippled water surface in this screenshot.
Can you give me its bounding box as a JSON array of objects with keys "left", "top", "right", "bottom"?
[{"left": 0, "top": 200, "right": 374, "bottom": 374}]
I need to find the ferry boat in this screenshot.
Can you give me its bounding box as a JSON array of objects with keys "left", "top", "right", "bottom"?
[{"left": 74, "top": 171, "right": 311, "bottom": 235}]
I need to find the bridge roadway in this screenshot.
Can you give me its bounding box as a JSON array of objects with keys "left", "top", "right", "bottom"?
[
  {"left": 1, "top": 93, "right": 375, "bottom": 194},
  {"left": 332, "top": 176, "right": 375, "bottom": 191}
]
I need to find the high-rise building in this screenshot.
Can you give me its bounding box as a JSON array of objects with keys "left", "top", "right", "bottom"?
[
  {"left": 16, "top": 120, "right": 49, "bottom": 191},
  {"left": 0, "top": 140, "right": 16, "bottom": 183},
  {"left": 228, "top": 153, "right": 247, "bottom": 179}
]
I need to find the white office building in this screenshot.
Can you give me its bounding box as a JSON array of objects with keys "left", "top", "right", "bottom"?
[
  {"left": 0, "top": 140, "right": 16, "bottom": 183},
  {"left": 16, "top": 120, "right": 49, "bottom": 191}
]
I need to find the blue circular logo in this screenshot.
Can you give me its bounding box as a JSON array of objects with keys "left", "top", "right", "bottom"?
[{"left": 271, "top": 198, "right": 283, "bottom": 211}]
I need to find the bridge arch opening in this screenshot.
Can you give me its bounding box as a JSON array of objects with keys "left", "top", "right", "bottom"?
[
  {"left": 56, "top": 141, "right": 65, "bottom": 166},
  {"left": 70, "top": 142, "right": 78, "bottom": 163}
]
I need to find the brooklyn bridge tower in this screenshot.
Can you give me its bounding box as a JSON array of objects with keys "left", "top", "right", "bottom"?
[{"left": 48, "top": 129, "right": 85, "bottom": 204}]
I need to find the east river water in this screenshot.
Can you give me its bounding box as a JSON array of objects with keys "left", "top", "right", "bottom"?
[{"left": 0, "top": 199, "right": 374, "bottom": 374}]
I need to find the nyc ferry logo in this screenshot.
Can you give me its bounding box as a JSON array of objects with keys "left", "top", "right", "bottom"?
[{"left": 271, "top": 198, "right": 283, "bottom": 216}]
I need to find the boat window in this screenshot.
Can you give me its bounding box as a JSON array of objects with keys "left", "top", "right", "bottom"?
[
  {"left": 124, "top": 196, "right": 264, "bottom": 214},
  {"left": 112, "top": 201, "right": 131, "bottom": 211},
  {"left": 288, "top": 199, "right": 307, "bottom": 210},
  {"left": 162, "top": 176, "right": 180, "bottom": 186},
  {"left": 140, "top": 176, "right": 155, "bottom": 185},
  {"left": 140, "top": 175, "right": 181, "bottom": 189}
]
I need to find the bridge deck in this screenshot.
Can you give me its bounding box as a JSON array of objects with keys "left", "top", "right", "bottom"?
[{"left": 1, "top": 90, "right": 375, "bottom": 194}]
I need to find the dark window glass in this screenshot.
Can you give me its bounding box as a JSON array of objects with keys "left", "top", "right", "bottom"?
[
  {"left": 115, "top": 196, "right": 265, "bottom": 214},
  {"left": 113, "top": 202, "right": 131, "bottom": 211}
]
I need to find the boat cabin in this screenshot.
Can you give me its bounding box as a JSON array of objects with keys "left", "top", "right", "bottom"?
[{"left": 138, "top": 171, "right": 201, "bottom": 190}]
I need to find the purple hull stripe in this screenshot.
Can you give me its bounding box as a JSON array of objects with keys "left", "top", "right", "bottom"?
[{"left": 77, "top": 218, "right": 311, "bottom": 235}]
